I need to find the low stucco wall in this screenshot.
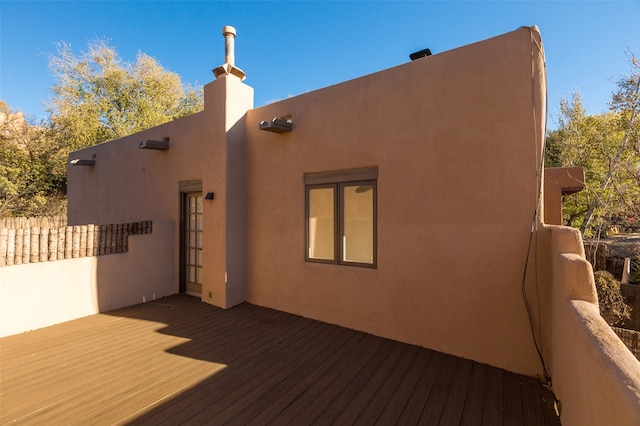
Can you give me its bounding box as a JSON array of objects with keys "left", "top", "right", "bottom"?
[
  {"left": 548, "top": 225, "right": 640, "bottom": 425},
  {"left": 0, "top": 221, "right": 175, "bottom": 337},
  {"left": 0, "top": 256, "right": 99, "bottom": 337}
]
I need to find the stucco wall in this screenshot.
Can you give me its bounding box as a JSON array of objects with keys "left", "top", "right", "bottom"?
[
  {"left": 244, "top": 27, "right": 547, "bottom": 375},
  {"left": 67, "top": 76, "right": 254, "bottom": 309},
  {"left": 67, "top": 113, "right": 208, "bottom": 293},
  {"left": 67, "top": 114, "right": 206, "bottom": 226},
  {"left": 66, "top": 26, "right": 548, "bottom": 375},
  {"left": 0, "top": 257, "right": 98, "bottom": 337},
  {"left": 547, "top": 225, "right": 640, "bottom": 425},
  {"left": 0, "top": 221, "right": 175, "bottom": 337},
  {"left": 60, "top": 25, "right": 640, "bottom": 419}
]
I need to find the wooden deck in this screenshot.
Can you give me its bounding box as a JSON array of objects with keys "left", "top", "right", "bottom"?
[{"left": 0, "top": 295, "right": 560, "bottom": 425}]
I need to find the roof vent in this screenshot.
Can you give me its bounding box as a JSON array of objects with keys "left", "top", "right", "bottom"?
[{"left": 410, "top": 48, "right": 432, "bottom": 61}]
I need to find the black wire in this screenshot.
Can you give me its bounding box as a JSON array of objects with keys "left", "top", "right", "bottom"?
[{"left": 521, "top": 26, "right": 551, "bottom": 385}]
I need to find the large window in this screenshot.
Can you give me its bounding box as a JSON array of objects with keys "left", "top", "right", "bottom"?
[{"left": 305, "top": 167, "right": 377, "bottom": 268}]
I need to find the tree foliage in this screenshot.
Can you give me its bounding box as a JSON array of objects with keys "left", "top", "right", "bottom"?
[
  {"left": 0, "top": 101, "right": 67, "bottom": 216},
  {"left": 545, "top": 55, "right": 640, "bottom": 237},
  {"left": 47, "top": 40, "right": 203, "bottom": 151},
  {"left": 1, "top": 40, "right": 203, "bottom": 217}
]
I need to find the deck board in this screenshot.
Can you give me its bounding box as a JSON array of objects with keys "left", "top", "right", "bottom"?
[
  {"left": 265, "top": 333, "right": 383, "bottom": 425},
  {"left": 439, "top": 357, "right": 473, "bottom": 425},
  {"left": 231, "top": 324, "right": 356, "bottom": 425},
  {"left": 354, "top": 344, "right": 420, "bottom": 425},
  {"left": 503, "top": 370, "right": 523, "bottom": 424},
  {"left": 482, "top": 365, "right": 505, "bottom": 425},
  {"left": 334, "top": 341, "right": 410, "bottom": 425},
  {"left": 375, "top": 346, "right": 432, "bottom": 424},
  {"left": 396, "top": 348, "right": 448, "bottom": 424},
  {"left": 0, "top": 295, "right": 560, "bottom": 425},
  {"left": 459, "top": 361, "right": 487, "bottom": 426}
]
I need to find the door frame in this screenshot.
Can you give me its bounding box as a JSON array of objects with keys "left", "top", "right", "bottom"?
[{"left": 179, "top": 180, "right": 203, "bottom": 295}]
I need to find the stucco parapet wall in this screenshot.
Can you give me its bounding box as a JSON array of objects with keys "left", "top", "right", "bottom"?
[
  {"left": 547, "top": 224, "right": 640, "bottom": 424},
  {"left": 0, "top": 220, "right": 174, "bottom": 337},
  {"left": 547, "top": 224, "right": 597, "bottom": 305},
  {"left": 549, "top": 224, "right": 586, "bottom": 257},
  {"left": 0, "top": 221, "right": 153, "bottom": 267},
  {"left": 543, "top": 167, "right": 586, "bottom": 226},
  {"left": 554, "top": 299, "right": 640, "bottom": 425}
]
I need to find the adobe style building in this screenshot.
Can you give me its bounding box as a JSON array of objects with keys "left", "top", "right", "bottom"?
[{"left": 66, "top": 26, "right": 640, "bottom": 424}]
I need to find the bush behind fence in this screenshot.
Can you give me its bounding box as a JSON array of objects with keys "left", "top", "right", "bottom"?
[{"left": 0, "top": 218, "right": 152, "bottom": 267}]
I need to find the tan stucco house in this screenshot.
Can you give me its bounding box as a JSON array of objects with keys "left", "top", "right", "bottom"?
[{"left": 65, "top": 26, "right": 640, "bottom": 424}]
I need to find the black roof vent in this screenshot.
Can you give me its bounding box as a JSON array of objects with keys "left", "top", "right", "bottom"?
[{"left": 410, "top": 48, "right": 432, "bottom": 61}]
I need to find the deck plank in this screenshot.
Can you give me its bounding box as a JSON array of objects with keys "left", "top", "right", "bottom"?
[
  {"left": 233, "top": 325, "right": 359, "bottom": 425},
  {"left": 187, "top": 320, "right": 333, "bottom": 424},
  {"left": 374, "top": 347, "right": 432, "bottom": 425},
  {"left": 0, "top": 295, "right": 561, "bottom": 426},
  {"left": 460, "top": 361, "right": 488, "bottom": 426},
  {"left": 439, "top": 357, "right": 473, "bottom": 425},
  {"left": 305, "top": 339, "right": 397, "bottom": 424},
  {"left": 265, "top": 332, "right": 384, "bottom": 425},
  {"left": 334, "top": 342, "right": 412, "bottom": 425},
  {"left": 522, "top": 374, "right": 546, "bottom": 425},
  {"left": 419, "top": 350, "right": 459, "bottom": 424},
  {"left": 482, "top": 365, "right": 505, "bottom": 425},
  {"left": 503, "top": 369, "right": 523, "bottom": 424},
  {"left": 354, "top": 344, "right": 420, "bottom": 425},
  {"left": 129, "top": 307, "right": 318, "bottom": 424}
]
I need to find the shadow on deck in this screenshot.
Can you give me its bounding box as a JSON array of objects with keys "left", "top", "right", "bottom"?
[{"left": 0, "top": 295, "right": 559, "bottom": 425}]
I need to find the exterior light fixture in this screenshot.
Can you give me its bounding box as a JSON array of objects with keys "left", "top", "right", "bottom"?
[
  {"left": 205, "top": 192, "right": 215, "bottom": 200},
  {"left": 139, "top": 140, "right": 170, "bottom": 150},
  {"left": 410, "top": 48, "right": 432, "bottom": 61},
  {"left": 70, "top": 159, "right": 96, "bottom": 167},
  {"left": 259, "top": 118, "right": 293, "bottom": 133}
]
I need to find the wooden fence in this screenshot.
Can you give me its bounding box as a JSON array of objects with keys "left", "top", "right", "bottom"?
[
  {"left": 0, "top": 217, "right": 152, "bottom": 267},
  {"left": 613, "top": 327, "right": 640, "bottom": 361},
  {"left": 620, "top": 283, "right": 640, "bottom": 331},
  {"left": 0, "top": 216, "right": 68, "bottom": 229}
]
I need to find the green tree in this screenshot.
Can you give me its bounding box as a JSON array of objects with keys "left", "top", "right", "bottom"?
[
  {"left": 47, "top": 39, "right": 203, "bottom": 151},
  {"left": 1, "top": 40, "right": 204, "bottom": 217},
  {"left": 0, "top": 101, "right": 67, "bottom": 216},
  {"left": 545, "top": 55, "right": 640, "bottom": 237}
]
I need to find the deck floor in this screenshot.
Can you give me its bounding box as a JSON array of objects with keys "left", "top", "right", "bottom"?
[{"left": 0, "top": 295, "right": 560, "bottom": 425}]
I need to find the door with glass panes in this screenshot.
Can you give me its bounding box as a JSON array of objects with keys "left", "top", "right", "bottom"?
[{"left": 181, "top": 191, "right": 203, "bottom": 297}]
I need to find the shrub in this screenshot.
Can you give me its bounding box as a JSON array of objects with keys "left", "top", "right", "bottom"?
[{"left": 594, "top": 270, "right": 632, "bottom": 325}]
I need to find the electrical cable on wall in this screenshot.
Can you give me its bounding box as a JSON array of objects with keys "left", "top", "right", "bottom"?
[{"left": 520, "top": 26, "right": 552, "bottom": 387}]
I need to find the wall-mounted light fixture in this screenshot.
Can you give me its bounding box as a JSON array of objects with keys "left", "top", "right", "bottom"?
[
  {"left": 205, "top": 192, "right": 215, "bottom": 200},
  {"left": 70, "top": 159, "right": 96, "bottom": 167},
  {"left": 259, "top": 118, "right": 293, "bottom": 133},
  {"left": 410, "top": 48, "right": 432, "bottom": 61},
  {"left": 139, "top": 140, "right": 170, "bottom": 150}
]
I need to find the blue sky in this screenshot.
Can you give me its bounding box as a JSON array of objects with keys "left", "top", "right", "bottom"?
[{"left": 1, "top": 1, "right": 639, "bottom": 128}]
